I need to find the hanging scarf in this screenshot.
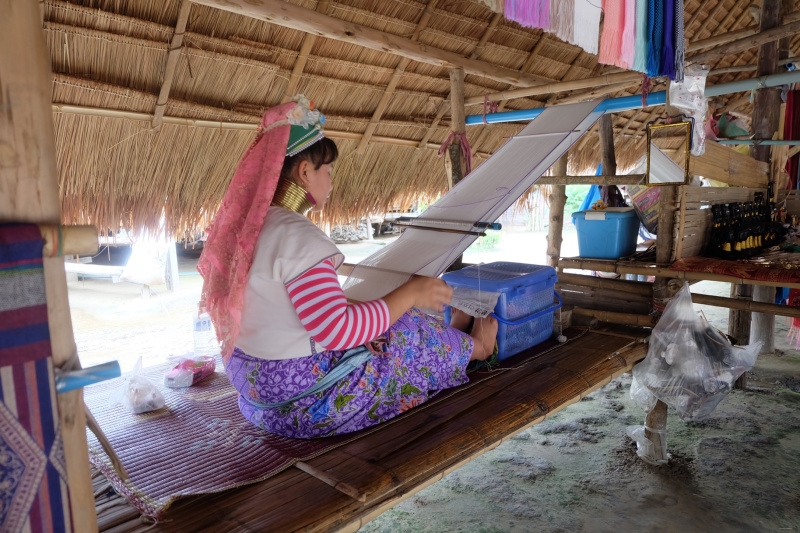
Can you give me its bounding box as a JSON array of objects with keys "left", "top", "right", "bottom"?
[
  {"left": 661, "top": 0, "right": 676, "bottom": 80},
  {"left": 645, "top": 0, "right": 664, "bottom": 77},
  {"left": 573, "top": 0, "right": 601, "bottom": 55},
  {"left": 621, "top": 0, "right": 637, "bottom": 68},
  {"left": 598, "top": 0, "right": 626, "bottom": 68},
  {"left": 632, "top": 0, "right": 648, "bottom": 72},
  {"left": 673, "top": 0, "right": 685, "bottom": 81},
  {"left": 506, "top": 0, "right": 550, "bottom": 29},
  {"left": 551, "top": 0, "right": 575, "bottom": 46}
]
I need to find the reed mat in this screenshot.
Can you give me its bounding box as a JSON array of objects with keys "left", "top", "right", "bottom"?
[{"left": 85, "top": 327, "right": 615, "bottom": 522}]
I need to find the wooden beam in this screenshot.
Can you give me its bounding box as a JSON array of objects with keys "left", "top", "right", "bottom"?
[
  {"left": 281, "top": 0, "right": 331, "bottom": 102},
  {"left": 469, "top": 11, "right": 502, "bottom": 60},
  {"left": 356, "top": 0, "right": 437, "bottom": 153},
  {"left": 190, "top": 0, "right": 553, "bottom": 87},
  {"left": 0, "top": 1, "right": 97, "bottom": 530},
  {"left": 688, "top": 18, "right": 800, "bottom": 65},
  {"left": 446, "top": 67, "right": 466, "bottom": 189},
  {"left": 152, "top": 0, "right": 191, "bottom": 129},
  {"left": 538, "top": 174, "right": 645, "bottom": 185},
  {"left": 546, "top": 155, "right": 568, "bottom": 268},
  {"left": 468, "top": 71, "right": 643, "bottom": 106},
  {"left": 555, "top": 79, "right": 640, "bottom": 105},
  {"left": 687, "top": 10, "right": 800, "bottom": 52}
]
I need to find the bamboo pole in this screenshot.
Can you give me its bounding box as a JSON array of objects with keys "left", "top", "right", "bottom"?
[
  {"left": 0, "top": 1, "right": 97, "bottom": 530},
  {"left": 357, "top": 0, "right": 437, "bottom": 153},
  {"left": 688, "top": 19, "right": 800, "bottom": 65},
  {"left": 546, "top": 155, "right": 568, "bottom": 269},
  {"left": 571, "top": 308, "right": 657, "bottom": 327},
  {"left": 446, "top": 67, "right": 467, "bottom": 189},
  {"left": 558, "top": 258, "right": 800, "bottom": 289},
  {"left": 557, "top": 273, "right": 653, "bottom": 296},
  {"left": 537, "top": 174, "right": 646, "bottom": 185},
  {"left": 190, "top": 0, "right": 553, "bottom": 87},
  {"left": 466, "top": 71, "right": 643, "bottom": 106},
  {"left": 39, "top": 224, "right": 99, "bottom": 256},
  {"left": 686, "top": 10, "right": 800, "bottom": 52},
  {"left": 152, "top": 0, "right": 191, "bottom": 129},
  {"left": 281, "top": 0, "right": 331, "bottom": 102}
]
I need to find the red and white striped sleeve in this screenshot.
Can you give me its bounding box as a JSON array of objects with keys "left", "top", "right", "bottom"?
[{"left": 286, "top": 257, "right": 390, "bottom": 351}]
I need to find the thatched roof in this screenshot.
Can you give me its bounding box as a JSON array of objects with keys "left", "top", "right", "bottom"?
[{"left": 47, "top": 0, "right": 800, "bottom": 235}]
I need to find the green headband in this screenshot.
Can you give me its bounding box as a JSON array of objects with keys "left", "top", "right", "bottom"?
[{"left": 285, "top": 96, "right": 327, "bottom": 156}]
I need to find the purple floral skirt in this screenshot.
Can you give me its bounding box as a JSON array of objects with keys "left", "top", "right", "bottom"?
[{"left": 225, "top": 309, "right": 473, "bottom": 438}]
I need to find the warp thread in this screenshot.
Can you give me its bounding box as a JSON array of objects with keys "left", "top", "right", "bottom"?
[{"left": 438, "top": 132, "right": 473, "bottom": 176}]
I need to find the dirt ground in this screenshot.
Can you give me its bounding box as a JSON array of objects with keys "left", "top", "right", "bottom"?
[{"left": 69, "top": 226, "right": 800, "bottom": 532}]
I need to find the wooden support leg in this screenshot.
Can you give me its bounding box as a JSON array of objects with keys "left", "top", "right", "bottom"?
[
  {"left": 644, "top": 399, "right": 669, "bottom": 463},
  {"left": 751, "top": 286, "right": 775, "bottom": 354},
  {"left": 546, "top": 154, "right": 568, "bottom": 269}
]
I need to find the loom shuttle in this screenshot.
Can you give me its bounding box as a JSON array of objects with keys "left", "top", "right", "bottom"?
[{"left": 56, "top": 360, "right": 122, "bottom": 393}]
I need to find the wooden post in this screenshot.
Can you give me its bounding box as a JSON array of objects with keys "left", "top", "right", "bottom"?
[
  {"left": 166, "top": 241, "right": 180, "bottom": 292},
  {"left": 748, "top": 0, "right": 784, "bottom": 360},
  {"left": 445, "top": 67, "right": 466, "bottom": 272},
  {"left": 0, "top": 2, "right": 97, "bottom": 531},
  {"left": 546, "top": 154, "right": 568, "bottom": 269},
  {"left": 446, "top": 67, "right": 466, "bottom": 189},
  {"left": 598, "top": 114, "right": 623, "bottom": 207},
  {"left": 644, "top": 400, "right": 669, "bottom": 463}
]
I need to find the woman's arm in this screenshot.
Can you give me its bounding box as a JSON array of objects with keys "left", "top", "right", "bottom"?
[{"left": 287, "top": 258, "right": 390, "bottom": 351}]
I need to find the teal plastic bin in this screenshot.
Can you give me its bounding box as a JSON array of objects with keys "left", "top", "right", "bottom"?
[
  {"left": 442, "top": 262, "right": 561, "bottom": 360},
  {"left": 571, "top": 207, "right": 640, "bottom": 259}
]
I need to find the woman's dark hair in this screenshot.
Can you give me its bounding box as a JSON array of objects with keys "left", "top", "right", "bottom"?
[{"left": 280, "top": 137, "right": 338, "bottom": 183}]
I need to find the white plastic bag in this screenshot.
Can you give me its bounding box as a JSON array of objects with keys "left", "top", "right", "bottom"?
[
  {"left": 668, "top": 64, "right": 710, "bottom": 156},
  {"left": 632, "top": 283, "right": 759, "bottom": 421},
  {"left": 110, "top": 357, "right": 165, "bottom": 414}
]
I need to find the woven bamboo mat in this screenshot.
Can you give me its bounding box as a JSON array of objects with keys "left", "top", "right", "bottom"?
[{"left": 87, "top": 326, "right": 635, "bottom": 524}]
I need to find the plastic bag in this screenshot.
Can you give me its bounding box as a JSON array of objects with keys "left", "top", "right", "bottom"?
[
  {"left": 632, "top": 283, "right": 759, "bottom": 421},
  {"left": 668, "top": 64, "right": 709, "bottom": 156},
  {"left": 164, "top": 355, "right": 216, "bottom": 389},
  {"left": 110, "top": 357, "right": 165, "bottom": 414},
  {"left": 626, "top": 425, "right": 669, "bottom": 465}
]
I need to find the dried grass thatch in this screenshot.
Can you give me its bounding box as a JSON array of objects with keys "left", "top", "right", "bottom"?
[{"left": 44, "top": 0, "right": 800, "bottom": 235}]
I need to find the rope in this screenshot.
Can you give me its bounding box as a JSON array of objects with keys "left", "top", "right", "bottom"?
[{"left": 437, "top": 131, "right": 473, "bottom": 175}]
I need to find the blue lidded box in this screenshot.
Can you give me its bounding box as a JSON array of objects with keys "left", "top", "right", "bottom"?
[
  {"left": 571, "top": 207, "right": 640, "bottom": 259},
  {"left": 442, "top": 262, "right": 561, "bottom": 360}
]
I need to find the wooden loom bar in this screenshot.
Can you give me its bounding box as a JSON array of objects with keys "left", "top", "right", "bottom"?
[
  {"left": 152, "top": 0, "right": 191, "bottom": 129},
  {"left": 0, "top": 1, "right": 97, "bottom": 530},
  {"left": 557, "top": 257, "right": 800, "bottom": 289},
  {"left": 189, "top": 0, "right": 553, "bottom": 88}
]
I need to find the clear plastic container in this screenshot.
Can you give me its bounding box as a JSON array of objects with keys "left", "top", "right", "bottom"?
[{"left": 193, "top": 311, "right": 219, "bottom": 357}]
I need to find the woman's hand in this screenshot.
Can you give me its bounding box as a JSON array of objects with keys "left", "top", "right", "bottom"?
[{"left": 381, "top": 275, "right": 454, "bottom": 325}]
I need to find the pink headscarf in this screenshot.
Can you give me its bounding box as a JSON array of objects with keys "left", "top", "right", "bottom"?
[{"left": 197, "top": 101, "right": 295, "bottom": 362}]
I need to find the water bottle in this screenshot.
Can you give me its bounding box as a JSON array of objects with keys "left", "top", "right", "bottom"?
[{"left": 193, "top": 311, "right": 219, "bottom": 357}]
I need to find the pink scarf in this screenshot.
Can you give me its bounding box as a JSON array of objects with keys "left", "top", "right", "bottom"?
[
  {"left": 197, "top": 102, "right": 295, "bottom": 362},
  {"left": 598, "top": 0, "right": 627, "bottom": 68}
]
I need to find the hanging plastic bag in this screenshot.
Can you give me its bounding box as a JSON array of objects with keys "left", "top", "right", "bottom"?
[
  {"left": 668, "top": 64, "right": 709, "bottom": 156},
  {"left": 632, "top": 283, "right": 760, "bottom": 421},
  {"left": 110, "top": 357, "right": 165, "bottom": 414}
]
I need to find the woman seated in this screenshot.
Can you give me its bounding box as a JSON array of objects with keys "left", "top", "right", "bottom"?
[{"left": 198, "top": 97, "right": 497, "bottom": 438}]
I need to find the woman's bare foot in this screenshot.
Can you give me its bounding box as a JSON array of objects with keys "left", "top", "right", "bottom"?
[
  {"left": 449, "top": 308, "right": 473, "bottom": 332},
  {"left": 469, "top": 315, "right": 498, "bottom": 361}
]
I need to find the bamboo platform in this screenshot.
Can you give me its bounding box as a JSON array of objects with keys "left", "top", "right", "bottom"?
[{"left": 96, "top": 326, "right": 647, "bottom": 533}]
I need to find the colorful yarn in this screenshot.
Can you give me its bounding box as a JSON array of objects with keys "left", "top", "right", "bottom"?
[
  {"left": 505, "top": 0, "right": 550, "bottom": 29},
  {"left": 645, "top": 0, "right": 664, "bottom": 77},
  {"left": 573, "top": 0, "right": 601, "bottom": 55}
]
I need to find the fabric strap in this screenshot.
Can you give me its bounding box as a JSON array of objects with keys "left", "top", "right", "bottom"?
[{"left": 241, "top": 345, "right": 373, "bottom": 410}]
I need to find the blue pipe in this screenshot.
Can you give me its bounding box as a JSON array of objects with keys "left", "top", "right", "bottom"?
[
  {"left": 466, "top": 70, "right": 800, "bottom": 125},
  {"left": 56, "top": 360, "right": 121, "bottom": 393}
]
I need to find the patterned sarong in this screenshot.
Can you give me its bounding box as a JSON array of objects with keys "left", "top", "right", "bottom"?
[
  {"left": 0, "top": 224, "right": 73, "bottom": 533},
  {"left": 226, "top": 309, "right": 473, "bottom": 438}
]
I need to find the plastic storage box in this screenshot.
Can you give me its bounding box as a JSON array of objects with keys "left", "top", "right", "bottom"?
[
  {"left": 442, "top": 262, "right": 561, "bottom": 360},
  {"left": 571, "top": 207, "right": 640, "bottom": 259}
]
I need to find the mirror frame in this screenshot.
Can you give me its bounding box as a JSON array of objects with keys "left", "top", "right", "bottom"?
[{"left": 645, "top": 121, "right": 691, "bottom": 186}]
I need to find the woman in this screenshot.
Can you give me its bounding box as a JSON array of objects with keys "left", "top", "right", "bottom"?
[{"left": 198, "top": 97, "right": 497, "bottom": 438}]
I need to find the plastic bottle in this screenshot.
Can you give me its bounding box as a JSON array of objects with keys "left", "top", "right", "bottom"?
[{"left": 193, "top": 311, "right": 219, "bottom": 357}]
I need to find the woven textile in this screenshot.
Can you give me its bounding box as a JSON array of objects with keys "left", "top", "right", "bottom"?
[
  {"left": 673, "top": 0, "right": 685, "bottom": 81},
  {"left": 661, "top": 0, "right": 676, "bottom": 79},
  {"left": 632, "top": 0, "right": 648, "bottom": 72},
  {"left": 0, "top": 224, "right": 73, "bottom": 533},
  {"left": 551, "top": 0, "right": 575, "bottom": 45},
  {"left": 598, "top": 0, "right": 626, "bottom": 68},
  {"left": 573, "top": 0, "right": 601, "bottom": 54},
  {"left": 646, "top": 0, "right": 664, "bottom": 76},
  {"left": 505, "top": 0, "right": 550, "bottom": 29}
]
